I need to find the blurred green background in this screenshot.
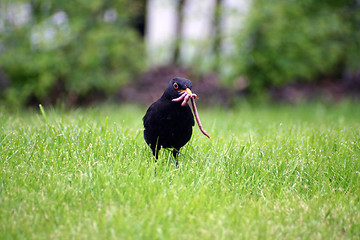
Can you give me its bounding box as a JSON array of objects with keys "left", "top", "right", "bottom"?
[{"left": 0, "top": 0, "right": 359, "bottom": 107}]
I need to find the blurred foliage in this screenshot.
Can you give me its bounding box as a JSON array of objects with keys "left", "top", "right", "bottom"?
[
  {"left": 2, "top": 0, "right": 359, "bottom": 105},
  {"left": 0, "top": 0, "right": 145, "bottom": 106},
  {"left": 231, "top": 0, "right": 360, "bottom": 93}
]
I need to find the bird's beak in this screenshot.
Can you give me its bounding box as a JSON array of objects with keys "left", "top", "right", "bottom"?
[{"left": 179, "top": 88, "right": 193, "bottom": 98}]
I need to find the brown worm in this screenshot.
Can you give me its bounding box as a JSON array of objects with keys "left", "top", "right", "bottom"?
[
  {"left": 190, "top": 97, "right": 210, "bottom": 138},
  {"left": 172, "top": 92, "right": 210, "bottom": 138},
  {"left": 172, "top": 92, "right": 186, "bottom": 102}
]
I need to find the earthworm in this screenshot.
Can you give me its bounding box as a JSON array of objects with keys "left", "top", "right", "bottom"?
[
  {"left": 172, "top": 92, "right": 210, "bottom": 138},
  {"left": 172, "top": 92, "right": 197, "bottom": 106},
  {"left": 190, "top": 97, "right": 210, "bottom": 138}
]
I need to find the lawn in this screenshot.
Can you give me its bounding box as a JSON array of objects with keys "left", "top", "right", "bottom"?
[{"left": 1, "top": 102, "right": 360, "bottom": 239}]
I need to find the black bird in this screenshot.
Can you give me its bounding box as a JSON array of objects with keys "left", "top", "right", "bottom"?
[{"left": 143, "top": 77, "right": 195, "bottom": 165}]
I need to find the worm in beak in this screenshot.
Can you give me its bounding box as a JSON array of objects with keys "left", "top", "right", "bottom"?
[
  {"left": 172, "top": 89, "right": 197, "bottom": 107},
  {"left": 172, "top": 90, "right": 210, "bottom": 138}
]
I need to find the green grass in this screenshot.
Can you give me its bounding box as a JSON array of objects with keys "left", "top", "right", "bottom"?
[{"left": 1, "top": 102, "right": 360, "bottom": 239}]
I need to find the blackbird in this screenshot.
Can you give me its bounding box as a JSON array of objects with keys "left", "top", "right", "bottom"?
[
  {"left": 143, "top": 77, "right": 209, "bottom": 166},
  {"left": 143, "top": 77, "right": 194, "bottom": 163}
]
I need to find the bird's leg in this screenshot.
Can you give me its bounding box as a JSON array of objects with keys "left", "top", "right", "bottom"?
[
  {"left": 152, "top": 137, "right": 161, "bottom": 161},
  {"left": 151, "top": 146, "right": 161, "bottom": 175},
  {"left": 151, "top": 139, "right": 161, "bottom": 174},
  {"left": 173, "top": 149, "right": 179, "bottom": 168}
]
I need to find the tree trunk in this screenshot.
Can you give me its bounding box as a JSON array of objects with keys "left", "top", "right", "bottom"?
[
  {"left": 213, "top": 0, "right": 223, "bottom": 72},
  {"left": 173, "top": 0, "right": 186, "bottom": 65}
]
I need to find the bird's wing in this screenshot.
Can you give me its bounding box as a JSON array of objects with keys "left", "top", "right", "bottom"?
[
  {"left": 143, "top": 101, "right": 159, "bottom": 127},
  {"left": 142, "top": 105, "right": 153, "bottom": 126}
]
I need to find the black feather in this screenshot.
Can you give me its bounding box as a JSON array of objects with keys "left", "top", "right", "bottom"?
[{"left": 143, "top": 77, "right": 195, "bottom": 164}]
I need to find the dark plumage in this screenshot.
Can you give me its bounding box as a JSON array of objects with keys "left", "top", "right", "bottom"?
[{"left": 143, "top": 77, "right": 195, "bottom": 164}]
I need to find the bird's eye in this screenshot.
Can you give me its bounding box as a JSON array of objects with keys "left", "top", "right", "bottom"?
[{"left": 173, "top": 82, "right": 179, "bottom": 89}]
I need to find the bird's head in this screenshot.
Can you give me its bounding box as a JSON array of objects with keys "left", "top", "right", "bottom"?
[
  {"left": 163, "top": 77, "right": 193, "bottom": 100},
  {"left": 163, "top": 77, "right": 210, "bottom": 138}
]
